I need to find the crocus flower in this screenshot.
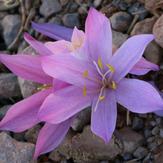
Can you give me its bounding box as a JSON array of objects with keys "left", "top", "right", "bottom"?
[
  {"left": 35, "top": 8, "right": 163, "bottom": 143},
  {"left": 0, "top": 33, "right": 77, "bottom": 158}
]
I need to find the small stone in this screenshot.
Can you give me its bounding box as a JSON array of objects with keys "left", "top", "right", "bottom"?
[
  {"left": 133, "top": 147, "right": 148, "bottom": 159},
  {"left": 0, "top": 132, "right": 35, "bottom": 163},
  {"left": 122, "top": 152, "right": 133, "bottom": 161},
  {"left": 62, "top": 13, "right": 80, "bottom": 28},
  {"left": 93, "top": 0, "right": 102, "bottom": 7},
  {"left": 110, "top": 12, "right": 132, "bottom": 32},
  {"left": 0, "top": 105, "right": 11, "bottom": 120},
  {"left": 131, "top": 17, "right": 157, "bottom": 35},
  {"left": 153, "top": 14, "right": 163, "bottom": 48},
  {"left": 151, "top": 126, "right": 159, "bottom": 135},
  {"left": 60, "top": 0, "right": 69, "bottom": 6},
  {"left": 40, "top": 0, "right": 62, "bottom": 17},
  {"left": 132, "top": 117, "right": 144, "bottom": 130},
  {"left": 144, "top": 128, "right": 152, "bottom": 138},
  {"left": 71, "top": 108, "right": 91, "bottom": 132},
  {"left": 25, "top": 125, "right": 41, "bottom": 143},
  {"left": 144, "top": 41, "right": 162, "bottom": 65},
  {"left": 2, "top": 15, "right": 21, "bottom": 46},
  {"left": 159, "top": 129, "right": 163, "bottom": 138},
  {"left": 0, "top": 73, "right": 21, "bottom": 98},
  {"left": 119, "top": 127, "right": 144, "bottom": 153}
]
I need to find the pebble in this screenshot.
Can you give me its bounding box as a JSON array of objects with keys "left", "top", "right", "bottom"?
[
  {"left": 1, "top": 15, "right": 21, "bottom": 46},
  {"left": 93, "top": 0, "right": 102, "bottom": 8},
  {"left": 159, "top": 129, "right": 163, "bottom": 138},
  {"left": 122, "top": 152, "right": 133, "bottom": 161},
  {"left": 153, "top": 14, "right": 163, "bottom": 48},
  {"left": 40, "top": 0, "right": 62, "bottom": 17},
  {"left": 110, "top": 11, "right": 133, "bottom": 32},
  {"left": 151, "top": 126, "right": 159, "bottom": 135},
  {"left": 144, "top": 128, "right": 152, "bottom": 138},
  {"left": 132, "top": 117, "right": 144, "bottom": 130},
  {"left": 0, "top": 73, "right": 21, "bottom": 98},
  {"left": 62, "top": 13, "right": 80, "bottom": 28},
  {"left": 133, "top": 146, "right": 148, "bottom": 159},
  {"left": 0, "top": 132, "right": 35, "bottom": 163}
]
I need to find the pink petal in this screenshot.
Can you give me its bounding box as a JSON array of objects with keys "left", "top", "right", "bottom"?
[
  {"left": 116, "top": 78, "right": 163, "bottom": 113},
  {"left": 45, "top": 40, "right": 71, "bottom": 54},
  {"left": 0, "top": 54, "right": 52, "bottom": 84},
  {"left": 85, "top": 8, "right": 112, "bottom": 65},
  {"left": 24, "top": 33, "right": 53, "bottom": 56},
  {"left": 32, "top": 22, "right": 73, "bottom": 41},
  {"left": 130, "top": 57, "right": 159, "bottom": 75},
  {"left": 41, "top": 54, "right": 99, "bottom": 88},
  {"left": 91, "top": 90, "right": 117, "bottom": 143},
  {"left": 0, "top": 88, "right": 52, "bottom": 132},
  {"left": 34, "top": 118, "right": 73, "bottom": 158},
  {"left": 111, "top": 34, "right": 154, "bottom": 82},
  {"left": 38, "top": 86, "right": 94, "bottom": 124}
]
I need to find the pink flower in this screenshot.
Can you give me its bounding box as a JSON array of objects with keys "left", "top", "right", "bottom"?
[{"left": 36, "top": 8, "right": 163, "bottom": 143}]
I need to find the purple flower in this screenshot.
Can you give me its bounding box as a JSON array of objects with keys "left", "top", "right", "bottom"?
[
  {"left": 0, "top": 33, "right": 74, "bottom": 158},
  {"left": 36, "top": 8, "right": 163, "bottom": 143}
]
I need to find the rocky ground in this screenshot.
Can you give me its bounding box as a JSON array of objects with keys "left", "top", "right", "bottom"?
[{"left": 0, "top": 0, "right": 163, "bottom": 163}]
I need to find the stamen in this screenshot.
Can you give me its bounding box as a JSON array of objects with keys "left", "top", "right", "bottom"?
[
  {"left": 99, "top": 96, "right": 105, "bottom": 101},
  {"left": 106, "top": 64, "right": 115, "bottom": 73},
  {"left": 98, "top": 57, "right": 103, "bottom": 70},
  {"left": 37, "top": 84, "right": 51, "bottom": 91},
  {"left": 111, "top": 81, "right": 117, "bottom": 90},
  {"left": 93, "top": 61, "right": 104, "bottom": 77},
  {"left": 83, "top": 70, "right": 89, "bottom": 78},
  {"left": 83, "top": 86, "right": 87, "bottom": 96}
]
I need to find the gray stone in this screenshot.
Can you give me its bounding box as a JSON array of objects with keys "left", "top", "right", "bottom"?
[
  {"left": 62, "top": 13, "right": 80, "bottom": 28},
  {"left": 0, "top": 132, "right": 35, "bottom": 163},
  {"left": 0, "top": 73, "right": 21, "bottom": 98},
  {"left": 0, "top": 105, "right": 11, "bottom": 120},
  {"left": 132, "top": 117, "right": 144, "bottom": 131},
  {"left": 40, "top": 0, "right": 62, "bottom": 17},
  {"left": 93, "top": 0, "right": 102, "bottom": 7},
  {"left": 119, "top": 127, "right": 144, "bottom": 153},
  {"left": 53, "top": 126, "right": 122, "bottom": 162},
  {"left": 133, "top": 146, "right": 148, "bottom": 159},
  {"left": 159, "top": 129, "right": 163, "bottom": 138},
  {"left": 2, "top": 15, "right": 21, "bottom": 46},
  {"left": 110, "top": 12, "right": 132, "bottom": 32},
  {"left": 71, "top": 107, "right": 91, "bottom": 132},
  {"left": 151, "top": 126, "right": 159, "bottom": 135}
]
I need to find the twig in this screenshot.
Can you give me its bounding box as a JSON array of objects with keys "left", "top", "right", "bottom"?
[{"left": 127, "top": 15, "right": 139, "bottom": 35}]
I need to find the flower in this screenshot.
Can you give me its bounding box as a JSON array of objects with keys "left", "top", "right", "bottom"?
[
  {"left": 37, "top": 8, "right": 163, "bottom": 143},
  {"left": 0, "top": 33, "right": 75, "bottom": 158}
]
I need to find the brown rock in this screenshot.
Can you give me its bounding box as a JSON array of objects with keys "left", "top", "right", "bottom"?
[
  {"left": 0, "top": 132, "right": 35, "bottom": 163},
  {"left": 131, "top": 17, "right": 157, "bottom": 35},
  {"left": 0, "top": 73, "right": 21, "bottom": 98},
  {"left": 54, "top": 126, "right": 122, "bottom": 162},
  {"left": 153, "top": 14, "right": 163, "bottom": 48},
  {"left": 119, "top": 127, "right": 144, "bottom": 153},
  {"left": 18, "top": 46, "right": 42, "bottom": 98}
]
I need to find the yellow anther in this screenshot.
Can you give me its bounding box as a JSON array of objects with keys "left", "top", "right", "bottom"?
[
  {"left": 98, "top": 57, "right": 103, "bottom": 70},
  {"left": 106, "top": 64, "right": 115, "bottom": 73},
  {"left": 99, "top": 96, "right": 105, "bottom": 101},
  {"left": 83, "top": 86, "right": 87, "bottom": 96},
  {"left": 111, "top": 81, "right": 117, "bottom": 90},
  {"left": 37, "top": 84, "right": 51, "bottom": 91},
  {"left": 83, "top": 70, "right": 89, "bottom": 78}
]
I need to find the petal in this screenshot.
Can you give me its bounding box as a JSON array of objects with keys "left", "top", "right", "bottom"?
[
  {"left": 34, "top": 118, "right": 73, "bottom": 158},
  {"left": 32, "top": 22, "right": 73, "bottom": 41},
  {"left": 91, "top": 90, "right": 117, "bottom": 143},
  {"left": 0, "top": 88, "right": 52, "bottom": 132},
  {"left": 130, "top": 57, "right": 159, "bottom": 75},
  {"left": 154, "top": 110, "right": 163, "bottom": 117},
  {"left": 38, "top": 86, "right": 93, "bottom": 124},
  {"left": 24, "top": 33, "right": 53, "bottom": 56},
  {"left": 41, "top": 54, "right": 99, "bottom": 88},
  {"left": 85, "top": 8, "right": 112, "bottom": 64},
  {"left": 45, "top": 40, "right": 71, "bottom": 54},
  {"left": 116, "top": 78, "right": 163, "bottom": 113},
  {"left": 111, "top": 34, "right": 154, "bottom": 82},
  {"left": 0, "top": 54, "right": 52, "bottom": 84}
]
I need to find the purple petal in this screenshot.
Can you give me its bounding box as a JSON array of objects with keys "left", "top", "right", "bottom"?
[
  {"left": 116, "top": 78, "right": 163, "bottom": 113},
  {"left": 111, "top": 34, "right": 154, "bottom": 82},
  {"left": 91, "top": 90, "right": 117, "bottom": 143},
  {"left": 154, "top": 110, "right": 163, "bottom": 116},
  {"left": 85, "top": 8, "right": 112, "bottom": 64},
  {"left": 24, "top": 33, "right": 53, "bottom": 56},
  {"left": 0, "top": 88, "right": 52, "bottom": 132},
  {"left": 130, "top": 57, "right": 159, "bottom": 75},
  {"left": 0, "top": 54, "right": 52, "bottom": 84},
  {"left": 32, "top": 22, "right": 73, "bottom": 41},
  {"left": 41, "top": 54, "right": 99, "bottom": 88},
  {"left": 38, "top": 86, "right": 93, "bottom": 124},
  {"left": 34, "top": 118, "right": 73, "bottom": 158}
]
